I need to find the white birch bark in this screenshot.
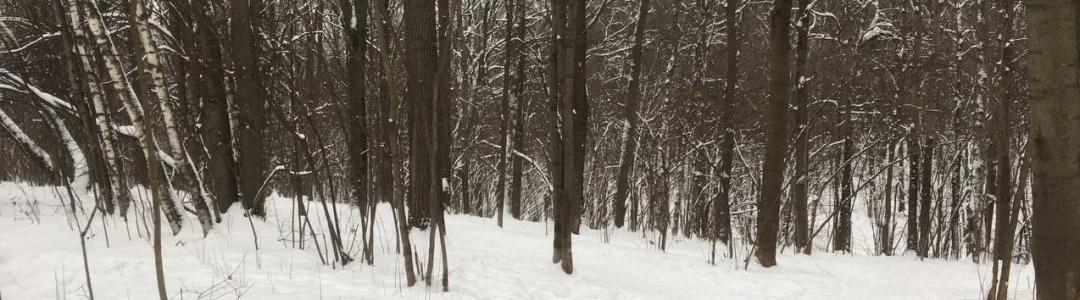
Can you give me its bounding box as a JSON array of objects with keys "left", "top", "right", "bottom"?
[
  {"left": 75, "top": 0, "right": 183, "bottom": 234},
  {"left": 63, "top": 0, "right": 131, "bottom": 215},
  {"left": 130, "top": 0, "right": 212, "bottom": 235}
]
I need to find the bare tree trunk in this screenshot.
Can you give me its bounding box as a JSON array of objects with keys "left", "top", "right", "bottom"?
[
  {"left": 833, "top": 107, "right": 853, "bottom": 252},
  {"left": 566, "top": 0, "right": 588, "bottom": 235},
  {"left": 192, "top": 0, "right": 240, "bottom": 214},
  {"left": 54, "top": 1, "right": 112, "bottom": 215},
  {"left": 549, "top": 0, "right": 585, "bottom": 274},
  {"left": 906, "top": 138, "right": 920, "bottom": 251},
  {"left": 714, "top": 0, "right": 740, "bottom": 253},
  {"left": 151, "top": 143, "right": 167, "bottom": 300},
  {"left": 371, "top": 0, "right": 415, "bottom": 285},
  {"left": 342, "top": 0, "right": 370, "bottom": 263},
  {"left": 509, "top": 0, "right": 528, "bottom": 221},
  {"left": 791, "top": 0, "right": 811, "bottom": 254},
  {"left": 62, "top": 0, "right": 131, "bottom": 216},
  {"left": 435, "top": 0, "right": 453, "bottom": 288},
  {"left": 1024, "top": 0, "right": 1080, "bottom": 294},
  {"left": 496, "top": 0, "right": 516, "bottom": 228},
  {"left": 80, "top": 0, "right": 182, "bottom": 234},
  {"left": 987, "top": 1, "right": 1016, "bottom": 295},
  {"left": 405, "top": 0, "right": 437, "bottom": 229},
  {"left": 756, "top": 0, "right": 794, "bottom": 267},
  {"left": 614, "top": 0, "right": 650, "bottom": 229},
  {"left": 130, "top": 0, "right": 214, "bottom": 235},
  {"left": 549, "top": 0, "right": 568, "bottom": 271},
  {"left": 918, "top": 138, "right": 934, "bottom": 257},
  {"left": 881, "top": 141, "right": 895, "bottom": 255},
  {"left": 231, "top": 0, "right": 269, "bottom": 216}
]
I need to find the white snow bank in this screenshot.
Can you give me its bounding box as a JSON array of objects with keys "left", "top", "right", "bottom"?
[{"left": 0, "top": 182, "right": 1034, "bottom": 299}]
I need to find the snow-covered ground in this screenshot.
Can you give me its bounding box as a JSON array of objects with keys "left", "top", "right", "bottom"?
[{"left": 0, "top": 182, "right": 1034, "bottom": 299}]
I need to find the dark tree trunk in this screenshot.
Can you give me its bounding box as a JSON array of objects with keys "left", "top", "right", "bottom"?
[
  {"left": 508, "top": 0, "right": 528, "bottom": 221},
  {"left": 460, "top": 164, "right": 471, "bottom": 214},
  {"left": 987, "top": 1, "right": 1016, "bottom": 295},
  {"left": 230, "top": 0, "right": 269, "bottom": 216},
  {"left": 614, "top": 0, "right": 650, "bottom": 228},
  {"left": 791, "top": 0, "right": 811, "bottom": 254},
  {"left": 342, "top": 0, "right": 370, "bottom": 263},
  {"left": 372, "top": 0, "right": 417, "bottom": 285},
  {"left": 756, "top": 0, "right": 794, "bottom": 268},
  {"left": 714, "top": 0, "right": 739, "bottom": 251},
  {"left": 192, "top": 0, "right": 239, "bottom": 214},
  {"left": 833, "top": 111, "right": 853, "bottom": 252},
  {"left": 549, "top": 0, "right": 586, "bottom": 274},
  {"left": 404, "top": 0, "right": 438, "bottom": 229},
  {"left": 906, "top": 138, "right": 921, "bottom": 251},
  {"left": 918, "top": 138, "right": 934, "bottom": 257},
  {"left": 881, "top": 142, "right": 895, "bottom": 255},
  {"left": 497, "top": 0, "right": 516, "bottom": 227},
  {"left": 1024, "top": 0, "right": 1080, "bottom": 295}
]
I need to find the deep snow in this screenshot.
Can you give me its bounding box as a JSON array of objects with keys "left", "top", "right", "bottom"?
[{"left": 0, "top": 182, "right": 1035, "bottom": 299}]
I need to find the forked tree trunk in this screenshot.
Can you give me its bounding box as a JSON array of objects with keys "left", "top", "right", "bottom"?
[
  {"left": 987, "top": 0, "right": 1016, "bottom": 295},
  {"left": 373, "top": 0, "right": 417, "bottom": 286},
  {"left": 549, "top": 0, "right": 586, "bottom": 274}
]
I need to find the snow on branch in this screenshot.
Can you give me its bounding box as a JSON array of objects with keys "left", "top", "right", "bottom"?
[
  {"left": 0, "top": 68, "right": 76, "bottom": 113},
  {"left": 0, "top": 68, "right": 180, "bottom": 166},
  {"left": 0, "top": 107, "right": 56, "bottom": 175},
  {"left": 0, "top": 31, "right": 60, "bottom": 54}
]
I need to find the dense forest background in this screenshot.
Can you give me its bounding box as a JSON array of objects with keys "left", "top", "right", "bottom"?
[{"left": 0, "top": 0, "right": 1077, "bottom": 298}]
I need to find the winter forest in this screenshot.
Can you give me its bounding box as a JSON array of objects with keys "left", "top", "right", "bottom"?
[{"left": 0, "top": 0, "right": 1077, "bottom": 298}]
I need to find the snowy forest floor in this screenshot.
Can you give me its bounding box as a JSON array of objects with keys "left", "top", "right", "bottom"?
[{"left": 0, "top": 182, "right": 1034, "bottom": 299}]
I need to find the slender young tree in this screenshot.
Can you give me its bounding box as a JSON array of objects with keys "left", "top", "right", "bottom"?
[
  {"left": 508, "top": 0, "right": 528, "bottom": 221},
  {"left": 497, "top": 0, "right": 516, "bottom": 227},
  {"left": 714, "top": 0, "right": 741, "bottom": 255},
  {"left": 790, "top": 0, "right": 811, "bottom": 254},
  {"left": 614, "top": 0, "right": 650, "bottom": 228},
  {"left": 342, "top": 0, "right": 370, "bottom": 263},
  {"left": 834, "top": 104, "right": 854, "bottom": 253},
  {"left": 906, "top": 138, "right": 921, "bottom": 251},
  {"left": 918, "top": 138, "right": 934, "bottom": 257},
  {"left": 373, "top": 0, "right": 417, "bottom": 285}
]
